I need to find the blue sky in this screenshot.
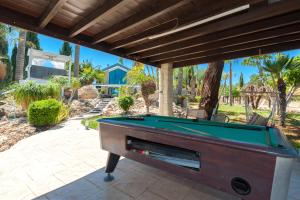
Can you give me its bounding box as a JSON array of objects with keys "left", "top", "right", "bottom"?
[{"left": 7, "top": 33, "right": 300, "bottom": 85}]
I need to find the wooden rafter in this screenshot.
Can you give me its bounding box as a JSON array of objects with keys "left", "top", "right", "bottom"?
[
  {"left": 92, "top": 0, "right": 190, "bottom": 44},
  {"left": 172, "top": 40, "right": 300, "bottom": 68},
  {"left": 157, "top": 33, "right": 300, "bottom": 64},
  {"left": 135, "top": 11, "right": 300, "bottom": 59},
  {"left": 39, "top": 0, "right": 67, "bottom": 29},
  {"left": 148, "top": 23, "right": 300, "bottom": 63},
  {"left": 125, "top": 0, "right": 300, "bottom": 55},
  {"left": 69, "top": 0, "right": 123, "bottom": 37},
  {"left": 109, "top": 19, "right": 178, "bottom": 50},
  {"left": 1, "top": 0, "right": 300, "bottom": 68},
  {"left": 110, "top": 0, "right": 265, "bottom": 50},
  {"left": 0, "top": 5, "right": 155, "bottom": 66}
]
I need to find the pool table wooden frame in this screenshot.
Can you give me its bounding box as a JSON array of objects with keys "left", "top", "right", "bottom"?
[{"left": 99, "top": 117, "right": 298, "bottom": 200}]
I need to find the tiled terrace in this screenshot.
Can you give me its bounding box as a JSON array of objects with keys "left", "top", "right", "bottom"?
[{"left": 0, "top": 118, "right": 299, "bottom": 200}]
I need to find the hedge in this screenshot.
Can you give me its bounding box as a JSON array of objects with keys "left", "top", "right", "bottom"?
[{"left": 28, "top": 99, "right": 68, "bottom": 127}]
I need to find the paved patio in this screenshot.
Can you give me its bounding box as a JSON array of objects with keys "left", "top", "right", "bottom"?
[{"left": 0, "top": 118, "right": 299, "bottom": 200}]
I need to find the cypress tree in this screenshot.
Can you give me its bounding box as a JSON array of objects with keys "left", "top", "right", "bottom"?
[
  {"left": 239, "top": 72, "right": 244, "bottom": 89},
  {"left": 60, "top": 41, "right": 72, "bottom": 56},
  {"left": 11, "top": 44, "right": 17, "bottom": 81}
]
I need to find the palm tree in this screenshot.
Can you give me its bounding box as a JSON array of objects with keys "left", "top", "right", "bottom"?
[
  {"left": 221, "top": 72, "right": 229, "bottom": 103},
  {"left": 15, "top": 29, "right": 27, "bottom": 81},
  {"left": 187, "top": 66, "right": 196, "bottom": 101},
  {"left": 74, "top": 44, "right": 80, "bottom": 77},
  {"left": 177, "top": 67, "right": 183, "bottom": 95},
  {"left": 263, "top": 54, "right": 299, "bottom": 126},
  {"left": 242, "top": 55, "right": 272, "bottom": 85}
]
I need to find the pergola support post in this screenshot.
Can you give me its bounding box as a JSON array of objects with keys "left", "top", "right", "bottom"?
[{"left": 159, "top": 63, "right": 173, "bottom": 116}]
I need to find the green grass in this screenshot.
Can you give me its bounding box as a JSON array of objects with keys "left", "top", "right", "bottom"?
[
  {"left": 217, "top": 104, "right": 300, "bottom": 127},
  {"left": 81, "top": 116, "right": 100, "bottom": 129},
  {"left": 81, "top": 115, "right": 119, "bottom": 130}
]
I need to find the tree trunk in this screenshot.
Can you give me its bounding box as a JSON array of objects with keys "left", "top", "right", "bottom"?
[
  {"left": 287, "top": 84, "right": 299, "bottom": 104},
  {"left": 15, "top": 30, "right": 27, "bottom": 81},
  {"left": 74, "top": 44, "right": 80, "bottom": 77},
  {"left": 229, "top": 62, "right": 233, "bottom": 106},
  {"left": 278, "top": 78, "right": 287, "bottom": 126},
  {"left": 156, "top": 68, "right": 159, "bottom": 88},
  {"left": 177, "top": 67, "right": 183, "bottom": 95},
  {"left": 0, "top": 62, "right": 6, "bottom": 81},
  {"left": 199, "top": 61, "right": 224, "bottom": 119},
  {"left": 190, "top": 76, "right": 196, "bottom": 101},
  {"left": 143, "top": 95, "right": 150, "bottom": 114},
  {"left": 254, "top": 96, "right": 262, "bottom": 109}
]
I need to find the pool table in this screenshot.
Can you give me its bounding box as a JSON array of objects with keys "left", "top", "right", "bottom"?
[{"left": 98, "top": 115, "right": 298, "bottom": 200}]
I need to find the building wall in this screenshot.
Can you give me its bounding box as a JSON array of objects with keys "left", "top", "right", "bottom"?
[
  {"left": 108, "top": 68, "right": 127, "bottom": 84},
  {"left": 30, "top": 65, "right": 67, "bottom": 79}
]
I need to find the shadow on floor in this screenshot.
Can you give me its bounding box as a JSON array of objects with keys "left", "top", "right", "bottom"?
[{"left": 32, "top": 159, "right": 238, "bottom": 200}]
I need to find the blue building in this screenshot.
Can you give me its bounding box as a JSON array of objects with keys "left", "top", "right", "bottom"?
[
  {"left": 103, "top": 63, "right": 129, "bottom": 85},
  {"left": 100, "top": 63, "right": 130, "bottom": 96}
]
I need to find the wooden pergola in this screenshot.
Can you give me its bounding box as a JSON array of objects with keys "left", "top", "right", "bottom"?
[{"left": 0, "top": 0, "right": 300, "bottom": 115}]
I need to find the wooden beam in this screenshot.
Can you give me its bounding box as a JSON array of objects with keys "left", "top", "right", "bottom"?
[
  {"left": 0, "top": 5, "right": 155, "bottom": 66},
  {"left": 148, "top": 23, "right": 300, "bottom": 62},
  {"left": 172, "top": 40, "right": 300, "bottom": 68},
  {"left": 109, "top": 0, "right": 265, "bottom": 50},
  {"left": 92, "top": 0, "right": 190, "bottom": 44},
  {"left": 136, "top": 11, "right": 300, "bottom": 58},
  {"left": 69, "top": 0, "right": 123, "bottom": 37},
  {"left": 39, "top": 0, "right": 67, "bottom": 29},
  {"left": 157, "top": 33, "right": 300, "bottom": 64},
  {"left": 109, "top": 19, "right": 178, "bottom": 50},
  {"left": 125, "top": 0, "right": 300, "bottom": 55}
]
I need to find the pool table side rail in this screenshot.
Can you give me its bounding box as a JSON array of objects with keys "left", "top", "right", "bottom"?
[{"left": 99, "top": 119, "right": 298, "bottom": 158}]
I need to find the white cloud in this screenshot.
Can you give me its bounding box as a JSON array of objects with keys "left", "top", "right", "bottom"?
[
  {"left": 50, "top": 61, "right": 65, "bottom": 69},
  {"left": 32, "top": 58, "right": 45, "bottom": 66}
]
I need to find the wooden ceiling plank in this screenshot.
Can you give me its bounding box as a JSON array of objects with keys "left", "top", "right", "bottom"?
[
  {"left": 109, "top": 0, "right": 265, "bottom": 50},
  {"left": 39, "top": 0, "right": 67, "bottom": 29},
  {"left": 157, "top": 33, "right": 300, "bottom": 64},
  {"left": 172, "top": 40, "right": 300, "bottom": 68},
  {"left": 109, "top": 19, "right": 178, "bottom": 50},
  {"left": 126, "top": 0, "right": 300, "bottom": 55},
  {"left": 148, "top": 23, "right": 300, "bottom": 62},
  {"left": 136, "top": 11, "right": 300, "bottom": 58},
  {"left": 0, "top": 5, "right": 155, "bottom": 66},
  {"left": 69, "top": 0, "right": 124, "bottom": 37},
  {"left": 92, "top": 0, "right": 190, "bottom": 44}
]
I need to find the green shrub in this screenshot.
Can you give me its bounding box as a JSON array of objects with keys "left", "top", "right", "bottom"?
[
  {"left": 118, "top": 96, "right": 134, "bottom": 113},
  {"left": 195, "top": 96, "right": 201, "bottom": 103},
  {"left": 57, "top": 103, "right": 69, "bottom": 122},
  {"left": 12, "top": 81, "right": 60, "bottom": 110},
  {"left": 50, "top": 76, "right": 69, "bottom": 86},
  {"left": 50, "top": 76, "right": 81, "bottom": 90},
  {"left": 28, "top": 99, "right": 69, "bottom": 127}
]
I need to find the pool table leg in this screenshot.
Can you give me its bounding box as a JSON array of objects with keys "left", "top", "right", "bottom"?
[{"left": 104, "top": 152, "right": 120, "bottom": 182}]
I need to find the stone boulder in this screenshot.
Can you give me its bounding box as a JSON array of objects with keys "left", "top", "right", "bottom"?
[{"left": 78, "top": 85, "right": 99, "bottom": 100}]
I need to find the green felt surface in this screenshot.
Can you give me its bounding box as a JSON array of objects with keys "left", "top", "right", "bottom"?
[{"left": 101, "top": 115, "right": 280, "bottom": 147}]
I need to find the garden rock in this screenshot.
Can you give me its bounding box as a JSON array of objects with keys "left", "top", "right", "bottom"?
[
  {"left": 0, "top": 120, "right": 36, "bottom": 152},
  {"left": 0, "top": 97, "right": 24, "bottom": 118},
  {"left": 78, "top": 85, "right": 99, "bottom": 99},
  {"left": 102, "top": 97, "right": 186, "bottom": 117}
]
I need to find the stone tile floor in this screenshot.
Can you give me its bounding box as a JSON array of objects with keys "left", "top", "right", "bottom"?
[{"left": 0, "top": 118, "right": 299, "bottom": 200}]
